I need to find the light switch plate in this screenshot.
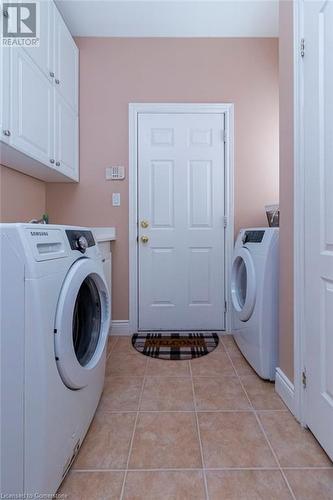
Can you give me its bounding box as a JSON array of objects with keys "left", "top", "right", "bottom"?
[{"left": 112, "top": 193, "right": 121, "bottom": 207}]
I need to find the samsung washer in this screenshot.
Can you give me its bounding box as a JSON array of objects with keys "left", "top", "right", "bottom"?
[{"left": 0, "top": 224, "right": 111, "bottom": 496}]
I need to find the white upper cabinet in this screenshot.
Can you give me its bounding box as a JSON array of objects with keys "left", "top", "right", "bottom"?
[
  {"left": 53, "top": 5, "right": 78, "bottom": 112},
  {"left": 0, "top": 0, "right": 79, "bottom": 182}
]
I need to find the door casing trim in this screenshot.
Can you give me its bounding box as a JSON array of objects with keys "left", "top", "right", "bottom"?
[
  {"left": 293, "top": 0, "right": 306, "bottom": 425},
  {"left": 129, "top": 102, "right": 234, "bottom": 334}
]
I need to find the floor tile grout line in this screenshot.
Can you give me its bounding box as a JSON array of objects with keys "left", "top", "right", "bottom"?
[
  {"left": 71, "top": 465, "right": 333, "bottom": 473},
  {"left": 280, "top": 466, "right": 333, "bottom": 470},
  {"left": 71, "top": 467, "right": 283, "bottom": 473},
  {"left": 96, "top": 409, "right": 290, "bottom": 415},
  {"left": 189, "top": 360, "right": 210, "bottom": 500},
  {"left": 119, "top": 356, "right": 149, "bottom": 500},
  {"left": 106, "top": 336, "right": 120, "bottom": 360},
  {"left": 253, "top": 413, "right": 297, "bottom": 500},
  {"left": 223, "top": 341, "right": 297, "bottom": 500}
]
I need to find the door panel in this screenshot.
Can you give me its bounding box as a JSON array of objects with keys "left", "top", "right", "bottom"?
[
  {"left": 322, "top": 280, "right": 333, "bottom": 401},
  {"left": 151, "top": 248, "right": 176, "bottom": 306},
  {"left": 151, "top": 161, "right": 174, "bottom": 227},
  {"left": 189, "top": 160, "right": 212, "bottom": 227},
  {"left": 304, "top": 0, "right": 333, "bottom": 460},
  {"left": 138, "top": 113, "right": 225, "bottom": 330},
  {"left": 189, "top": 248, "right": 212, "bottom": 304}
]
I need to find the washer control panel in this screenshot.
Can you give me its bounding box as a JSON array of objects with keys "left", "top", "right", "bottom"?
[
  {"left": 243, "top": 230, "right": 265, "bottom": 244},
  {"left": 66, "top": 230, "right": 95, "bottom": 253}
]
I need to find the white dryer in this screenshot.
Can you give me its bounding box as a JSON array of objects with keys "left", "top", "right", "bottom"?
[
  {"left": 0, "top": 224, "right": 111, "bottom": 497},
  {"left": 231, "top": 228, "right": 279, "bottom": 380}
]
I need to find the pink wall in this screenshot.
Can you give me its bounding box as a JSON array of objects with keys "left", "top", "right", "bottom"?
[
  {"left": 279, "top": 2, "right": 294, "bottom": 381},
  {"left": 46, "top": 38, "right": 279, "bottom": 320},
  {"left": 0, "top": 165, "right": 46, "bottom": 222}
]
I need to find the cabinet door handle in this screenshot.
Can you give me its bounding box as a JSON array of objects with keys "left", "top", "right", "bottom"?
[
  {"left": 50, "top": 159, "right": 55, "bottom": 164},
  {"left": 3, "top": 129, "right": 11, "bottom": 137},
  {"left": 3, "top": 10, "right": 9, "bottom": 18},
  {"left": 55, "top": 79, "right": 60, "bottom": 85},
  {"left": 56, "top": 161, "right": 60, "bottom": 167}
]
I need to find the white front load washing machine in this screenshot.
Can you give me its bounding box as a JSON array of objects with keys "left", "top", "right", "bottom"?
[
  {"left": 231, "top": 228, "right": 279, "bottom": 380},
  {"left": 0, "top": 224, "right": 111, "bottom": 496}
]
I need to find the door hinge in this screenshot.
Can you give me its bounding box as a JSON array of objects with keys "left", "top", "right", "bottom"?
[
  {"left": 222, "top": 130, "right": 227, "bottom": 143},
  {"left": 224, "top": 300, "right": 228, "bottom": 313},
  {"left": 302, "top": 369, "right": 307, "bottom": 389},
  {"left": 223, "top": 216, "right": 228, "bottom": 228},
  {"left": 300, "top": 38, "right": 305, "bottom": 58}
]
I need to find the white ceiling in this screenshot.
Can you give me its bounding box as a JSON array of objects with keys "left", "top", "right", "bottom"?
[{"left": 55, "top": 0, "right": 279, "bottom": 38}]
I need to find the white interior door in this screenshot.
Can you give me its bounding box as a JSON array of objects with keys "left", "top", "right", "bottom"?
[
  {"left": 303, "top": 0, "right": 333, "bottom": 460},
  {"left": 138, "top": 112, "right": 225, "bottom": 331}
]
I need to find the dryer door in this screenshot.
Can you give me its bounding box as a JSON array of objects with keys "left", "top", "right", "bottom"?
[
  {"left": 231, "top": 247, "right": 256, "bottom": 322},
  {"left": 54, "top": 258, "right": 111, "bottom": 389}
]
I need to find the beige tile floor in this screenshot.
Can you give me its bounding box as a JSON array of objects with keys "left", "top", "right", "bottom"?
[{"left": 59, "top": 335, "right": 333, "bottom": 500}]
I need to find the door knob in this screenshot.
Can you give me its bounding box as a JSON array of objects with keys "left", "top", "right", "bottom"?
[
  {"left": 141, "top": 235, "right": 149, "bottom": 244},
  {"left": 140, "top": 220, "right": 149, "bottom": 228}
]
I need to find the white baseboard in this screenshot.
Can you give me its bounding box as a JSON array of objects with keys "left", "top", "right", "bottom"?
[
  {"left": 109, "top": 320, "right": 130, "bottom": 336},
  {"left": 275, "top": 367, "right": 295, "bottom": 414}
]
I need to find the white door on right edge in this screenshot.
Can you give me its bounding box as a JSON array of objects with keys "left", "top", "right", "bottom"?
[{"left": 304, "top": 0, "right": 333, "bottom": 460}]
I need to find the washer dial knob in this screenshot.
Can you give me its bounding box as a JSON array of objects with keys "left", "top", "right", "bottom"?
[{"left": 77, "top": 235, "right": 88, "bottom": 252}]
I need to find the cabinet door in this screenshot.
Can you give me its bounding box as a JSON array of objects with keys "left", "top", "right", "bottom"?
[
  {"left": 10, "top": 48, "right": 54, "bottom": 166},
  {"left": 53, "top": 5, "right": 78, "bottom": 112},
  {"left": 22, "top": 0, "right": 53, "bottom": 80},
  {"left": 55, "top": 92, "right": 78, "bottom": 180},
  {"left": 0, "top": 45, "right": 10, "bottom": 143}
]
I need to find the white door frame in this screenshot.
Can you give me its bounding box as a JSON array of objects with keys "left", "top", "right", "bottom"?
[
  {"left": 293, "top": 0, "right": 306, "bottom": 425},
  {"left": 129, "top": 103, "right": 234, "bottom": 334}
]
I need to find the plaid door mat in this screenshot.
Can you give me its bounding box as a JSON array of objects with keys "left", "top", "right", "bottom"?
[{"left": 131, "top": 332, "right": 219, "bottom": 360}]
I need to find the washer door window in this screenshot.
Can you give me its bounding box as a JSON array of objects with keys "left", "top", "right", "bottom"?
[
  {"left": 73, "top": 276, "right": 101, "bottom": 367},
  {"left": 231, "top": 247, "right": 256, "bottom": 322},
  {"left": 55, "top": 258, "right": 111, "bottom": 389}
]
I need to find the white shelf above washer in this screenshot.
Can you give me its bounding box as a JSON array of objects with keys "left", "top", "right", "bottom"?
[{"left": 92, "top": 227, "right": 116, "bottom": 243}]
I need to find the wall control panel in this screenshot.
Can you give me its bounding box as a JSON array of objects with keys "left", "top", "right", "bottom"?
[{"left": 106, "top": 166, "right": 125, "bottom": 180}]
